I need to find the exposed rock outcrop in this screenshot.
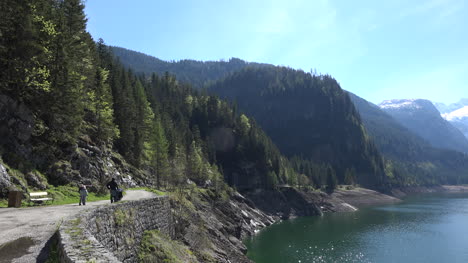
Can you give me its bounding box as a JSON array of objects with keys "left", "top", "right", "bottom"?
[
  {"left": 0, "top": 95, "right": 34, "bottom": 165},
  {"left": 171, "top": 190, "right": 275, "bottom": 262},
  {"left": 0, "top": 163, "right": 12, "bottom": 197}
]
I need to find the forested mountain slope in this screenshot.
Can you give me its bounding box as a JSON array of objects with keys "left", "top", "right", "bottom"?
[
  {"left": 349, "top": 93, "right": 468, "bottom": 185},
  {"left": 0, "top": 0, "right": 304, "bottom": 196},
  {"left": 208, "top": 67, "right": 389, "bottom": 190},
  {"left": 111, "top": 45, "right": 468, "bottom": 188},
  {"left": 111, "top": 46, "right": 269, "bottom": 88}
]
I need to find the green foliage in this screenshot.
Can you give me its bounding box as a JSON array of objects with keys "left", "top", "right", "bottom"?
[
  {"left": 10, "top": 0, "right": 467, "bottom": 195},
  {"left": 88, "top": 66, "right": 119, "bottom": 143},
  {"left": 46, "top": 185, "right": 109, "bottom": 206},
  {"left": 114, "top": 208, "right": 134, "bottom": 226},
  {"left": 326, "top": 166, "right": 337, "bottom": 193},
  {"left": 344, "top": 168, "right": 356, "bottom": 185},
  {"left": 138, "top": 230, "right": 199, "bottom": 263},
  {"left": 111, "top": 46, "right": 269, "bottom": 88}
]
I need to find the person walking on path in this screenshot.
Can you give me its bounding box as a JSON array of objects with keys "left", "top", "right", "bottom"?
[
  {"left": 79, "top": 184, "right": 88, "bottom": 205},
  {"left": 106, "top": 178, "right": 119, "bottom": 203}
]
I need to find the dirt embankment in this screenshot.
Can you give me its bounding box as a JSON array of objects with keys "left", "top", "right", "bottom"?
[{"left": 331, "top": 187, "right": 401, "bottom": 209}]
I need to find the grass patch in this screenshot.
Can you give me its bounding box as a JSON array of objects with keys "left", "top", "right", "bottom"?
[
  {"left": 0, "top": 199, "right": 8, "bottom": 208},
  {"left": 43, "top": 185, "right": 110, "bottom": 206},
  {"left": 114, "top": 208, "right": 134, "bottom": 226},
  {"left": 0, "top": 186, "right": 110, "bottom": 208},
  {"left": 138, "top": 230, "right": 198, "bottom": 263}
]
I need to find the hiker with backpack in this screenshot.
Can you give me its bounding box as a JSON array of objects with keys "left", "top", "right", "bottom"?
[{"left": 106, "top": 178, "right": 119, "bottom": 203}]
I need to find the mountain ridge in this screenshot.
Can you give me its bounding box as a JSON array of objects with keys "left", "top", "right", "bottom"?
[{"left": 378, "top": 98, "right": 468, "bottom": 153}]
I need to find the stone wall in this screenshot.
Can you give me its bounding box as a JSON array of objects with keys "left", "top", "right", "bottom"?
[{"left": 58, "top": 196, "right": 173, "bottom": 262}]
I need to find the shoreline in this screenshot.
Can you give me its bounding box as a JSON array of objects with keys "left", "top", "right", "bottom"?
[
  {"left": 329, "top": 187, "right": 401, "bottom": 210},
  {"left": 391, "top": 185, "right": 468, "bottom": 198}
]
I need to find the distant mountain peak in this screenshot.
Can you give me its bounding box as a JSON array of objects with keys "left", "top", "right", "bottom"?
[
  {"left": 434, "top": 98, "right": 468, "bottom": 114},
  {"left": 442, "top": 106, "right": 468, "bottom": 121},
  {"left": 379, "top": 99, "right": 436, "bottom": 111},
  {"left": 379, "top": 98, "right": 468, "bottom": 153}
]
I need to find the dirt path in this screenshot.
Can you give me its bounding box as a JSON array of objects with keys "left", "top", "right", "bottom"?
[{"left": 0, "top": 190, "right": 156, "bottom": 263}]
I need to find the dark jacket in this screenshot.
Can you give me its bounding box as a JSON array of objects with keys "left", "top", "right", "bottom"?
[{"left": 107, "top": 180, "right": 118, "bottom": 190}]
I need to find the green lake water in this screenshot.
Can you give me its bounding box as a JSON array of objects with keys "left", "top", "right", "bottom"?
[{"left": 245, "top": 193, "right": 468, "bottom": 263}]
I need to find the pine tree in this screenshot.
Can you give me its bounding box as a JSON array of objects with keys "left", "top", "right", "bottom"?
[
  {"left": 0, "top": 0, "right": 55, "bottom": 103},
  {"left": 326, "top": 166, "right": 337, "bottom": 193},
  {"left": 149, "top": 117, "right": 169, "bottom": 187},
  {"left": 48, "top": 0, "right": 93, "bottom": 145},
  {"left": 186, "top": 140, "right": 205, "bottom": 184},
  {"left": 89, "top": 67, "right": 118, "bottom": 143},
  {"left": 133, "top": 79, "right": 154, "bottom": 167},
  {"left": 113, "top": 68, "right": 136, "bottom": 161}
]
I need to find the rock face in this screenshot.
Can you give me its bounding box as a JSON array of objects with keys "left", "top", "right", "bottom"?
[
  {"left": 0, "top": 163, "right": 12, "bottom": 198},
  {"left": 379, "top": 99, "right": 468, "bottom": 153},
  {"left": 172, "top": 190, "right": 276, "bottom": 263},
  {"left": 0, "top": 95, "right": 34, "bottom": 164},
  {"left": 244, "top": 187, "right": 323, "bottom": 219}
]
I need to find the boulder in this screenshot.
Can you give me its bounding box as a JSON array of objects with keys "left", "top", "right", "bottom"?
[
  {"left": 25, "top": 171, "right": 47, "bottom": 190},
  {"left": 48, "top": 161, "right": 81, "bottom": 186}
]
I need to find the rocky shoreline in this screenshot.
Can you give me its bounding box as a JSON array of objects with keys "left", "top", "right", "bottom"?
[{"left": 212, "top": 186, "right": 400, "bottom": 262}]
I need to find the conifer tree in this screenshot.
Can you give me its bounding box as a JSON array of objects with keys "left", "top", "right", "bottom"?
[
  {"left": 326, "top": 166, "right": 337, "bottom": 193},
  {"left": 133, "top": 79, "right": 154, "bottom": 167},
  {"left": 149, "top": 117, "right": 169, "bottom": 187}
]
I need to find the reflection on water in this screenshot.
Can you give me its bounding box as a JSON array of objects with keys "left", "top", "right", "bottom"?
[{"left": 245, "top": 193, "right": 468, "bottom": 263}]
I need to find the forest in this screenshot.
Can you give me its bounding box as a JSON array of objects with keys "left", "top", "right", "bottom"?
[
  {"left": 0, "top": 0, "right": 310, "bottom": 193},
  {"left": 1, "top": 0, "right": 468, "bottom": 199}
]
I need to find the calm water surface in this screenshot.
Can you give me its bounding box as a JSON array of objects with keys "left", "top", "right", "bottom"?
[{"left": 245, "top": 193, "right": 468, "bottom": 263}]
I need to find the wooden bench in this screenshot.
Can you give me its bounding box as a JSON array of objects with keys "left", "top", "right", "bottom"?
[{"left": 29, "top": 192, "right": 53, "bottom": 205}]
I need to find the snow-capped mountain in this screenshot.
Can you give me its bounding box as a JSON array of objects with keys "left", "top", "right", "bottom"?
[
  {"left": 434, "top": 99, "right": 468, "bottom": 140},
  {"left": 434, "top": 98, "right": 468, "bottom": 114},
  {"left": 442, "top": 106, "right": 468, "bottom": 121},
  {"left": 378, "top": 99, "right": 468, "bottom": 153}
]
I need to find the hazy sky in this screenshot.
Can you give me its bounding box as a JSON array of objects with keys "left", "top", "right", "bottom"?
[{"left": 84, "top": 0, "right": 467, "bottom": 104}]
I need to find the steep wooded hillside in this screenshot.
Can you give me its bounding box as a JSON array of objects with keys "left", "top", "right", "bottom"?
[
  {"left": 209, "top": 67, "right": 389, "bottom": 190},
  {"left": 0, "top": 0, "right": 305, "bottom": 197},
  {"left": 111, "top": 46, "right": 268, "bottom": 88}
]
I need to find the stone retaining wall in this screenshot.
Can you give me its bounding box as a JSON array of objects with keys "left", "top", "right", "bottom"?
[{"left": 58, "top": 196, "right": 173, "bottom": 262}]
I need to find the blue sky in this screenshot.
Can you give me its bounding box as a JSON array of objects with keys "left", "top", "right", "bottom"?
[{"left": 84, "top": 0, "right": 467, "bottom": 104}]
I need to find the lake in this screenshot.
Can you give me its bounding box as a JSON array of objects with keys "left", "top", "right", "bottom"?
[{"left": 245, "top": 193, "right": 468, "bottom": 263}]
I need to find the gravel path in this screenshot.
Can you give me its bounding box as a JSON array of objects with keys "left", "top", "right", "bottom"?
[{"left": 0, "top": 190, "right": 156, "bottom": 263}]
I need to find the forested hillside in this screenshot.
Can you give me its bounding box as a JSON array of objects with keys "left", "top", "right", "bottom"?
[
  {"left": 0, "top": 0, "right": 307, "bottom": 194},
  {"left": 349, "top": 93, "right": 468, "bottom": 185},
  {"left": 110, "top": 45, "right": 468, "bottom": 188},
  {"left": 3, "top": 0, "right": 467, "bottom": 198},
  {"left": 111, "top": 46, "right": 269, "bottom": 88},
  {"left": 209, "top": 67, "right": 389, "bottom": 190}
]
